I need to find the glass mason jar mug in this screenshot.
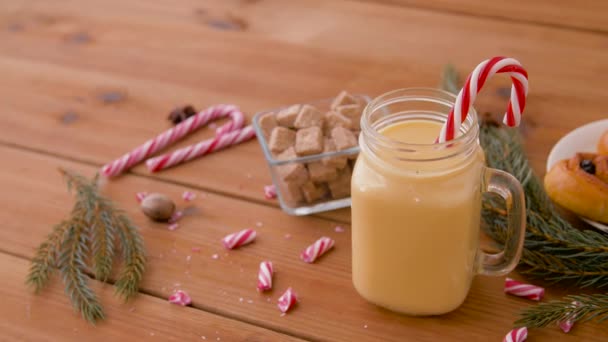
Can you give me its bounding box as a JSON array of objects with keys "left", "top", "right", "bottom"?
[{"left": 351, "top": 88, "right": 526, "bottom": 315}]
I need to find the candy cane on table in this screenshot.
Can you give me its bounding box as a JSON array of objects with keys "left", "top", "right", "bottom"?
[
  {"left": 222, "top": 228, "right": 257, "bottom": 249},
  {"left": 504, "top": 278, "right": 544, "bottom": 301},
  {"left": 436, "top": 57, "right": 528, "bottom": 143},
  {"left": 101, "top": 104, "right": 244, "bottom": 177},
  {"left": 300, "top": 237, "right": 335, "bottom": 263},
  {"left": 257, "top": 261, "right": 274, "bottom": 291},
  {"left": 146, "top": 125, "right": 256, "bottom": 172},
  {"left": 503, "top": 327, "right": 527, "bottom": 342}
]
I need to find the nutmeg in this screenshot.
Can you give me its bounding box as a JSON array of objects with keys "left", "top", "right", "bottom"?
[{"left": 140, "top": 193, "right": 176, "bottom": 221}]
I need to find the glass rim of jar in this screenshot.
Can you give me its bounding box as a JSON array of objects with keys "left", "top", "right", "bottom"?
[{"left": 360, "top": 87, "right": 479, "bottom": 162}]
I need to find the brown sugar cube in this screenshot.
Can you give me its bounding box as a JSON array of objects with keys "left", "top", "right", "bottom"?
[
  {"left": 325, "top": 111, "right": 352, "bottom": 130},
  {"left": 295, "top": 126, "right": 324, "bottom": 156},
  {"left": 278, "top": 180, "right": 303, "bottom": 207},
  {"left": 331, "top": 126, "right": 358, "bottom": 151},
  {"left": 307, "top": 161, "right": 338, "bottom": 182},
  {"left": 331, "top": 90, "right": 357, "bottom": 109},
  {"left": 294, "top": 105, "right": 324, "bottom": 129},
  {"left": 336, "top": 104, "right": 363, "bottom": 130},
  {"left": 321, "top": 138, "right": 348, "bottom": 169},
  {"left": 328, "top": 165, "right": 352, "bottom": 199},
  {"left": 301, "top": 181, "right": 328, "bottom": 203},
  {"left": 268, "top": 127, "right": 296, "bottom": 153},
  {"left": 276, "top": 104, "right": 300, "bottom": 128},
  {"left": 276, "top": 147, "right": 309, "bottom": 185},
  {"left": 258, "top": 112, "right": 277, "bottom": 139}
]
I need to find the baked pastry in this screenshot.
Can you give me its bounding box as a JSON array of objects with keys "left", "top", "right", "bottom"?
[
  {"left": 598, "top": 129, "right": 608, "bottom": 155},
  {"left": 544, "top": 153, "right": 608, "bottom": 224}
]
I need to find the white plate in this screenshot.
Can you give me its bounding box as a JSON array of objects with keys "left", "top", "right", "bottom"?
[{"left": 546, "top": 119, "right": 608, "bottom": 232}]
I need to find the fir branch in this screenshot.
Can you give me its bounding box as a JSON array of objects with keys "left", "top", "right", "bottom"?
[
  {"left": 516, "top": 294, "right": 608, "bottom": 328},
  {"left": 26, "top": 221, "right": 69, "bottom": 293},
  {"left": 114, "top": 212, "right": 146, "bottom": 301},
  {"left": 91, "top": 212, "right": 116, "bottom": 282},
  {"left": 59, "top": 221, "right": 104, "bottom": 323},
  {"left": 27, "top": 169, "right": 146, "bottom": 323}
]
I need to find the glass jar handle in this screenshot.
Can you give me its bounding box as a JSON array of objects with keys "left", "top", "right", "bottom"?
[{"left": 477, "top": 167, "right": 526, "bottom": 276}]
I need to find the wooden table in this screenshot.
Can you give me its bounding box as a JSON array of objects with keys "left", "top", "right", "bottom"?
[{"left": 1, "top": 1, "right": 607, "bottom": 340}]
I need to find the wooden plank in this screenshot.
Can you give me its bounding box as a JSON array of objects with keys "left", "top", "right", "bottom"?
[
  {"left": 0, "top": 252, "right": 304, "bottom": 341},
  {"left": 361, "top": 0, "right": 608, "bottom": 33},
  {"left": 1, "top": 145, "right": 606, "bottom": 341},
  {"left": 0, "top": 0, "right": 606, "bottom": 203}
]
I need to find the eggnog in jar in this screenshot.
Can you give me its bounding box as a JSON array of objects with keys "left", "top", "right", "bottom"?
[{"left": 351, "top": 88, "right": 526, "bottom": 315}]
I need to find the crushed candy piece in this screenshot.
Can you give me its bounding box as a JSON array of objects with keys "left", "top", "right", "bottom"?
[
  {"left": 277, "top": 287, "right": 297, "bottom": 313},
  {"left": 168, "top": 223, "right": 179, "bottom": 231},
  {"left": 182, "top": 191, "right": 196, "bottom": 201},
  {"left": 503, "top": 327, "right": 527, "bottom": 342},
  {"left": 191, "top": 247, "right": 201, "bottom": 252},
  {"left": 135, "top": 192, "right": 148, "bottom": 203},
  {"left": 334, "top": 226, "right": 345, "bottom": 233},
  {"left": 168, "top": 290, "right": 192, "bottom": 306},
  {"left": 504, "top": 278, "right": 544, "bottom": 301},
  {"left": 222, "top": 229, "right": 256, "bottom": 249},
  {"left": 264, "top": 185, "right": 277, "bottom": 199},
  {"left": 257, "top": 261, "right": 274, "bottom": 291},
  {"left": 559, "top": 320, "right": 574, "bottom": 333},
  {"left": 169, "top": 210, "right": 184, "bottom": 224},
  {"left": 211, "top": 253, "right": 219, "bottom": 260},
  {"left": 301, "top": 237, "right": 335, "bottom": 263}
]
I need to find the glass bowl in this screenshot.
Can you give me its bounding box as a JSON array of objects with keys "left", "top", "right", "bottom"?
[{"left": 253, "top": 95, "right": 369, "bottom": 215}]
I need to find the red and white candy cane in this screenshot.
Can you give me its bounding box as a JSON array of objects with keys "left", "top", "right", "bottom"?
[
  {"left": 101, "top": 104, "right": 244, "bottom": 177},
  {"left": 504, "top": 278, "right": 545, "bottom": 301},
  {"left": 277, "top": 287, "right": 297, "bottom": 313},
  {"left": 437, "top": 56, "right": 528, "bottom": 143},
  {"left": 257, "top": 261, "right": 274, "bottom": 291},
  {"left": 503, "top": 327, "right": 527, "bottom": 342},
  {"left": 222, "top": 228, "right": 257, "bottom": 249},
  {"left": 300, "top": 237, "right": 335, "bottom": 263},
  {"left": 146, "top": 125, "right": 256, "bottom": 172}
]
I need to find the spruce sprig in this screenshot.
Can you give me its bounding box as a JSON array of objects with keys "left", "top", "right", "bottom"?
[
  {"left": 515, "top": 294, "right": 608, "bottom": 328},
  {"left": 26, "top": 169, "right": 146, "bottom": 323}
]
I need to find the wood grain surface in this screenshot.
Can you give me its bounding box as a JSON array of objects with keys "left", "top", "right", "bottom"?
[
  {"left": 367, "top": 0, "right": 608, "bottom": 33},
  {"left": 0, "top": 0, "right": 607, "bottom": 341},
  {"left": 0, "top": 253, "right": 304, "bottom": 341}
]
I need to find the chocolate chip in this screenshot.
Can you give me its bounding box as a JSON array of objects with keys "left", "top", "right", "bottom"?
[
  {"left": 580, "top": 159, "right": 596, "bottom": 174},
  {"left": 168, "top": 105, "right": 197, "bottom": 124}
]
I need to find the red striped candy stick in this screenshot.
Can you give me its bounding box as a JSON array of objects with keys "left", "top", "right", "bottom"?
[
  {"left": 146, "top": 125, "right": 256, "bottom": 172},
  {"left": 436, "top": 57, "right": 528, "bottom": 143},
  {"left": 503, "top": 327, "right": 527, "bottom": 342},
  {"left": 257, "top": 261, "right": 274, "bottom": 291},
  {"left": 101, "top": 104, "right": 244, "bottom": 177},
  {"left": 300, "top": 237, "right": 335, "bottom": 263},
  {"left": 504, "top": 278, "right": 545, "bottom": 301},
  {"left": 277, "top": 287, "right": 297, "bottom": 313},
  {"left": 222, "top": 228, "right": 257, "bottom": 249}
]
